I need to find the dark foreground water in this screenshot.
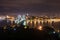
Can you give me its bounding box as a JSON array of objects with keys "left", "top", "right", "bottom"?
[{"left": 0, "top": 27, "right": 60, "bottom": 40}]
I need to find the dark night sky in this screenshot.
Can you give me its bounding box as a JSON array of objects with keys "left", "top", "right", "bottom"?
[{"left": 0, "top": 0, "right": 60, "bottom": 16}]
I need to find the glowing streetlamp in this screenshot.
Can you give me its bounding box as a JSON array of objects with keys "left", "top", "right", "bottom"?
[{"left": 38, "top": 26, "right": 43, "bottom": 30}]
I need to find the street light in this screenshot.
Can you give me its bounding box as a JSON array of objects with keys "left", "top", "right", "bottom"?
[{"left": 38, "top": 26, "right": 43, "bottom": 30}]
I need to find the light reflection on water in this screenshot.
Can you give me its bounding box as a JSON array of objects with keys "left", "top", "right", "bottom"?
[
  {"left": 26, "top": 20, "right": 60, "bottom": 32},
  {"left": 2, "top": 20, "right": 60, "bottom": 33}
]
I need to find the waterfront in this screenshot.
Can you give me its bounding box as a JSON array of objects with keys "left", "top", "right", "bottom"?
[{"left": 0, "top": 15, "right": 60, "bottom": 40}]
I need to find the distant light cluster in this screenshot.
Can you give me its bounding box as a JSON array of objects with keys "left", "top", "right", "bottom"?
[{"left": 14, "top": 15, "right": 26, "bottom": 25}]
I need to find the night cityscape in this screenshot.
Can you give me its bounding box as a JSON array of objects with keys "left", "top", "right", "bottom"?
[{"left": 0, "top": 0, "right": 60, "bottom": 40}]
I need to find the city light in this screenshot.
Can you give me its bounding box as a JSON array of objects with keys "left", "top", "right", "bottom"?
[
  {"left": 34, "top": 19, "right": 37, "bottom": 25},
  {"left": 0, "top": 0, "right": 60, "bottom": 39},
  {"left": 23, "top": 21, "right": 26, "bottom": 26},
  {"left": 53, "top": 31, "right": 55, "bottom": 34},
  {"left": 26, "top": 20, "right": 30, "bottom": 25},
  {"left": 37, "top": 19, "right": 40, "bottom": 24},
  {"left": 0, "top": 16, "right": 5, "bottom": 20},
  {"left": 6, "top": 15, "right": 10, "bottom": 18},
  {"left": 0, "top": 15, "right": 60, "bottom": 33},
  {"left": 3, "top": 26, "right": 7, "bottom": 30},
  {"left": 0, "top": 17, "right": 1, "bottom": 19},
  {"left": 30, "top": 20, "right": 32, "bottom": 24},
  {"left": 24, "top": 26, "right": 27, "bottom": 29},
  {"left": 38, "top": 26, "right": 43, "bottom": 30},
  {"left": 14, "top": 28, "right": 16, "bottom": 31}
]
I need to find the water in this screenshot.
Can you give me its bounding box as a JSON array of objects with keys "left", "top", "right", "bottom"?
[{"left": 26, "top": 20, "right": 60, "bottom": 32}]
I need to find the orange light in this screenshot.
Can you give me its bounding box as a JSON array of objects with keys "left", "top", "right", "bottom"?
[
  {"left": 7, "top": 15, "right": 10, "bottom": 18},
  {"left": 38, "top": 26, "right": 43, "bottom": 30}
]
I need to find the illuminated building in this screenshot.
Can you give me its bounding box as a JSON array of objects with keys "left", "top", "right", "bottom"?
[
  {"left": 0, "top": 16, "right": 5, "bottom": 20},
  {"left": 14, "top": 15, "right": 27, "bottom": 26}
]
